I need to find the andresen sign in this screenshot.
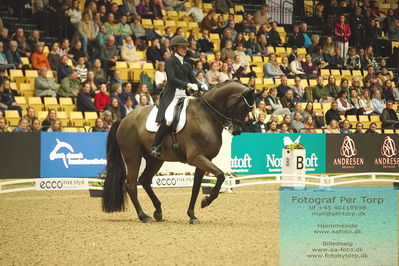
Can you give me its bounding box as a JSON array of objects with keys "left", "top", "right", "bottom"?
[{"left": 231, "top": 133, "right": 326, "bottom": 174}]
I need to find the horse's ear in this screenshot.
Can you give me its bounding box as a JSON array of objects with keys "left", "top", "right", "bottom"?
[{"left": 255, "top": 88, "right": 265, "bottom": 98}]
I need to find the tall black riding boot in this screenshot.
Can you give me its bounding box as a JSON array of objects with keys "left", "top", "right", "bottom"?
[{"left": 150, "top": 122, "right": 170, "bottom": 159}]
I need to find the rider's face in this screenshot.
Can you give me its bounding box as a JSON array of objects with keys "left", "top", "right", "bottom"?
[{"left": 176, "top": 45, "right": 188, "bottom": 57}]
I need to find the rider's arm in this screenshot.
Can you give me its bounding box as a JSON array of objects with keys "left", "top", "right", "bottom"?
[{"left": 165, "top": 58, "right": 188, "bottom": 89}]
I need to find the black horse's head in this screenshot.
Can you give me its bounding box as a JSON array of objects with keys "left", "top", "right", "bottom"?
[{"left": 228, "top": 85, "right": 257, "bottom": 136}]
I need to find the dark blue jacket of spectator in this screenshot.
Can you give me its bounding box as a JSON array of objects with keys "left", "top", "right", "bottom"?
[
  {"left": 77, "top": 91, "right": 98, "bottom": 112},
  {"left": 5, "top": 49, "right": 22, "bottom": 67},
  {"left": 254, "top": 121, "right": 267, "bottom": 133},
  {"left": 382, "top": 88, "right": 396, "bottom": 102},
  {"left": 198, "top": 38, "right": 214, "bottom": 53},
  {"left": 325, "top": 108, "right": 341, "bottom": 125},
  {"left": 277, "top": 84, "right": 290, "bottom": 98},
  {"left": 120, "top": 91, "right": 137, "bottom": 107},
  {"left": 58, "top": 64, "right": 72, "bottom": 82},
  {"left": 146, "top": 46, "right": 163, "bottom": 66},
  {"left": 267, "top": 30, "right": 282, "bottom": 47},
  {"left": 110, "top": 93, "right": 127, "bottom": 118},
  {"left": 110, "top": 77, "right": 122, "bottom": 88}
]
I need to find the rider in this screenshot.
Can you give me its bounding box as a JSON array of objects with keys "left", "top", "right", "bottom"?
[{"left": 150, "top": 35, "right": 208, "bottom": 158}]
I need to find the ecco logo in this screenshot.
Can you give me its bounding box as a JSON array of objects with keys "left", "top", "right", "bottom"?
[
  {"left": 156, "top": 178, "right": 177, "bottom": 186},
  {"left": 340, "top": 136, "right": 357, "bottom": 158},
  {"left": 231, "top": 154, "right": 253, "bottom": 168},
  {"left": 40, "top": 180, "right": 63, "bottom": 189},
  {"left": 381, "top": 136, "right": 397, "bottom": 158}
]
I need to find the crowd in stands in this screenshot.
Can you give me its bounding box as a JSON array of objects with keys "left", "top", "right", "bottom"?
[{"left": 1, "top": 0, "right": 399, "bottom": 133}]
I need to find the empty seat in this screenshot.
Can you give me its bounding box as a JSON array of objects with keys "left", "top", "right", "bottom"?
[
  {"left": 5, "top": 110, "right": 20, "bottom": 126},
  {"left": 28, "top": 97, "right": 44, "bottom": 113},
  {"left": 59, "top": 97, "right": 75, "bottom": 113},
  {"left": 84, "top": 112, "right": 98, "bottom": 126},
  {"left": 69, "top": 111, "right": 85, "bottom": 126},
  {"left": 44, "top": 97, "right": 59, "bottom": 110}
]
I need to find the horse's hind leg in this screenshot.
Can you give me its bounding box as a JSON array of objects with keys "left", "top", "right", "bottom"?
[
  {"left": 139, "top": 156, "right": 164, "bottom": 221},
  {"left": 124, "top": 155, "right": 154, "bottom": 223},
  {"left": 187, "top": 167, "right": 205, "bottom": 224}
]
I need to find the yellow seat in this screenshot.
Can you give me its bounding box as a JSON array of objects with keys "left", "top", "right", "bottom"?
[
  {"left": 70, "top": 111, "right": 85, "bottom": 127},
  {"left": 210, "top": 33, "right": 219, "bottom": 40},
  {"left": 263, "top": 78, "right": 274, "bottom": 86},
  {"left": 84, "top": 112, "right": 98, "bottom": 126},
  {"left": 37, "top": 111, "right": 48, "bottom": 122},
  {"left": 141, "top": 19, "right": 153, "bottom": 27},
  {"left": 275, "top": 47, "right": 287, "bottom": 56},
  {"left": 358, "top": 115, "right": 369, "bottom": 122},
  {"left": 235, "top": 5, "right": 244, "bottom": 12},
  {"left": 21, "top": 57, "right": 30, "bottom": 66},
  {"left": 129, "top": 62, "right": 142, "bottom": 82},
  {"left": 165, "top": 20, "right": 176, "bottom": 27},
  {"left": 14, "top": 96, "right": 28, "bottom": 111},
  {"left": 346, "top": 115, "right": 357, "bottom": 122},
  {"left": 297, "top": 48, "right": 307, "bottom": 56},
  {"left": 240, "top": 77, "right": 249, "bottom": 84},
  {"left": 251, "top": 56, "right": 263, "bottom": 68},
  {"left": 267, "top": 47, "right": 275, "bottom": 54},
  {"left": 114, "top": 61, "right": 129, "bottom": 81},
  {"left": 313, "top": 102, "right": 322, "bottom": 112},
  {"left": 63, "top": 127, "right": 79, "bottom": 132},
  {"left": 287, "top": 79, "right": 295, "bottom": 86},
  {"left": 9, "top": 69, "right": 25, "bottom": 84},
  {"left": 203, "top": 3, "right": 212, "bottom": 11},
  {"left": 25, "top": 70, "right": 39, "bottom": 84},
  {"left": 341, "top": 70, "right": 351, "bottom": 77},
  {"left": 57, "top": 111, "right": 69, "bottom": 126},
  {"left": 59, "top": 97, "right": 75, "bottom": 113},
  {"left": 308, "top": 79, "right": 317, "bottom": 87},
  {"left": 5, "top": 110, "right": 20, "bottom": 126},
  {"left": 166, "top": 10, "right": 178, "bottom": 18},
  {"left": 142, "top": 63, "right": 155, "bottom": 77},
  {"left": 44, "top": 97, "right": 59, "bottom": 111},
  {"left": 320, "top": 69, "right": 330, "bottom": 77},
  {"left": 330, "top": 69, "right": 340, "bottom": 76},
  {"left": 370, "top": 116, "right": 381, "bottom": 122},
  {"left": 28, "top": 97, "right": 44, "bottom": 113},
  {"left": 300, "top": 79, "right": 309, "bottom": 88}
]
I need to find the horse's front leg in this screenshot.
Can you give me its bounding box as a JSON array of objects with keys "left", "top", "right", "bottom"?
[
  {"left": 187, "top": 167, "right": 205, "bottom": 224},
  {"left": 189, "top": 155, "right": 225, "bottom": 209}
]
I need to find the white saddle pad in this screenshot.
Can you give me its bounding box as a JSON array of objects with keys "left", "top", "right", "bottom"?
[{"left": 146, "top": 97, "right": 192, "bottom": 133}]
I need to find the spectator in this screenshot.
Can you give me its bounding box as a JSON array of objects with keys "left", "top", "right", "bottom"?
[
  {"left": 163, "top": 0, "right": 185, "bottom": 12},
  {"left": 110, "top": 70, "right": 123, "bottom": 88},
  {"left": 100, "top": 35, "right": 119, "bottom": 70},
  {"left": 354, "top": 122, "right": 364, "bottom": 133},
  {"left": 41, "top": 109, "right": 57, "bottom": 131},
  {"left": 219, "top": 63, "right": 232, "bottom": 82},
  {"left": 106, "top": 97, "right": 122, "bottom": 121},
  {"left": 12, "top": 118, "right": 30, "bottom": 132},
  {"left": 27, "top": 30, "right": 42, "bottom": 54},
  {"left": 214, "top": 0, "right": 233, "bottom": 14},
  {"left": 337, "top": 89, "right": 357, "bottom": 115},
  {"left": 279, "top": 56, "right": 295, "bottom": 78},
  {"left": 69, "top": 41, "right": 88, "bottom": 66},
  {"left": 359, "top": 89, "right": 375, "bottom": 115},
  {"left": 290, "top": 54, "right": 306, "bottom": 78},
  {"left": 186, "top": 0, "right": 204, "bottom": 23},
  {"left": 118, "top": 15, "right": 133, "bottom": 42},
  {"left": 196, "top": 71, "right": 208, "bottom": 86},
  {"left": 313, "top": 76, "right": 331, "bottom": 103},
  {"left": 0, "top": 41, "right": 14, "bottom": 70},
  {"left": 102, "top": 110, "right": 113, "bottom": 129},
  {"left": 58, "top": 70, "right": 80, "bottom": 97},
  {"left": 47, "top": 119, "right": 62, "bottom": 132},
  {"left": 58, "top": 39, "right": 70, "bottom": 58},
  {"left": 12, "top": 28, "right": 30, "bottom": 57},
  {"left": 381, "top": 100, "right": 399, "bottom": 129},
  {"left": 388, "top": 18, "right": 399, "bottom": 41},
  {"left": 365, "top": 122, "right": 378, "bottom": 133},
  {"left": 266, "top": 88, "right": 290, "bottom": 115},
  {"left": 0, "top": 79, "right": 22, "bottom": 116},
  {"left": 221, "top": 40, "right": 235, "bottom": 61},
  {"left": 334, "top": 15, "right": 351, "bottom": 63},
  {"left": 94, "top": 84, "right": 110, "bottom": 111},
  {"left": 48, "top": 42, "right": 61, "bottom": 71},
  {"left": 245, "top": 32, "right": 261, "bottom": 57},
  {"left": 35, "top": 68, "right": 58, "bottom": 97},
  {"left": 277, "top": 76, "right": 291, "bottom": 98},
  {"left": 155, "top": 62, "right": 167, "bottom": 93},
  {"left": 120, "top": 82, "right": 135, "bottom": 104},
  {"left": 350, "top": 78, "right": 363, "bottom": 96},
  {"left": 75, "top": 12, "right": 96, "bottom": 54},
  {"left": 92, "top": 118, "right": 107, "bottom": 132},
  {"left": 121, "top": 36, "right": 139, "bottom": 63},
  {"left": 5, "top": 41, "right": 23, "bottom": 69},
  {"left": 197, "top": 30, "right": 214, "bottom": 53},
  {"left": 58, "top": 55, "right": 72, "bottom": 82},
  {"left": 30, "top": 118, "right": 42, "bottom": 132},
  {"left": 340, "top": 119, "right": 353, "bottom": 133},
  {"left": 130, "top": 17, "right": 147, "bottom": 41},
  {"left": 303, "top": 102, "right": 324, "bottom": 128},
  {"left": 378, "top": 67, "right": 393, "bottom": 84},
  {"left": 291, "top": 76, "right": 306, "bottom": 102},
  {"left": 291, "top": 112, "right": 305, "bottom": 132},
  {"left": 267, "top": 120, "right": 279, "bottom": 133},
  {"left": 206, "top": 62, "right": 222, "bottom": 88},
  {"left": 23, "top": 107, "right": 37, "bottom": 126},
  {"left": 254, "top": 5, "right": 270, "bottom": 26},
  {"left": 268, "top": 22, "right": 283, "bottom": 47},
  {"left": 349, "top": 7, "right": 365, "bottom": 48},
  {"left": 281, "top": 89, "right": 295, "bottom": 111},
  {"left": 280, "top": 122, "right": 291, "bottom": 133},
  {"left": 325, "top": 101, "right": 342, "bottom": 125},
  {"left": 346, "top": 47, "right": 361, "bottom": 70},
  {"left": 325, "top": 75, "right": 340, "bottom": 99},
  {"left": 288, "top": 25, "right": 302, "bottom": 48},
  {"left": 146, "top": 38, "right": 163, "bottom": 66},
  {"left": 339, "top": 78, "right": 351, "bottom": 97},
  {"left": 298, "top": 23, "right": 312, "bottom": 48},
  {"left": 75, "top": 57, "right": 88, "bottom": 83},
  {"left": 254, "top": 113, "right": 267, "bottom": 133},
  {"left": 382, "top": 80, "right": 396, "bottom": 102},
  {"left": 124, "top": 97, "right": 134, "bottom": 117},
  {"left": 77, "top": 83, "right": 98, "bottom": 112},
  {"left": 264, "top": 53, "right": 284, "bottom": 78},
  {"left": 325, "top": 119, "right": 340, "bottom": 134},
  {"left": 96, "top": 25, "right": 108, "bottom": 48},
  {"left": 135, "top": 83, "right": 154, "bottom": 105},
  {"left": 85, "top": 71, "right": 97, "bottom": 92},
  {"left": 302, "top": 54, "right": 318, "bottom": 78},
  {"left": 231, "top": 55, "right": 253, "bottom": 78},
  {"left": 0, "top": 28, "right": 9, "bottom": 51},
  {"left": 253, "top": 100, "right": 269, "bottom": 119},
  {"left": 92, "top": 59, "right": 107, "bottom": 85},
  {"left": 201, "top": 10, "right": 218, "bottom": 33},
  {"left": 371, "top": 90, "right": 385, "bottom": 115},
  {"left": 303, "top": 116, "right": 316, "bottom": 133},
  {"left": 66, "top": 0, "right": 82, "bottom": 27}
]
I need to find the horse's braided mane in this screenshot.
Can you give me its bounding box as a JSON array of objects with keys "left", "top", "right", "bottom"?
[{"left": 203, "top": 79, "right": 248, "bottom": 96}]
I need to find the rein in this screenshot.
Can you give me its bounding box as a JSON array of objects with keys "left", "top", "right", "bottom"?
[{"left": 199, "top": 90, "right": 254, "bottom": 130}]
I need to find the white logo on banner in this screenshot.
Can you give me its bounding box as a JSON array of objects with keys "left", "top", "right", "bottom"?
[
  {"left": 49, "top": 139, "right": 106, "bottom": 168},
  {"left": 231, "top": 154, "right": 252, "bottom": 172},
  {"left": 152, "top": 176, "right": 194, "bottom": 187},
  {"left": 35, "top": 178, "right": 89, "bottom": 190}
]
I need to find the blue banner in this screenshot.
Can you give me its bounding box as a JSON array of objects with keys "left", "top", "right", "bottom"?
[
  {"left": 40, "top": 132, "right": 107, "bottom": 178},
  {"left": 231, "top": 133, "right": 326, "bottom": 174}
]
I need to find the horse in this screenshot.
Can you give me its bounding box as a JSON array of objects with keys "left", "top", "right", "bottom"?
[{"left": 102, "top": 80, "right": 256, "bottom": 224}]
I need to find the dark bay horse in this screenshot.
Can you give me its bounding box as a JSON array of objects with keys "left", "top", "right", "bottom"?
[{"left": 102, "top": 80, "right": 255, "bottom": 224}]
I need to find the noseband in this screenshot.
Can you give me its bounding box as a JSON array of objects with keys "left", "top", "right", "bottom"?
[{"left": 200, "top": 89, "right": 255, "bottom": 130}]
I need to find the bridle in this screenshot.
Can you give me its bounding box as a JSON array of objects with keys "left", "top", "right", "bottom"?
[{"left": 199, "top": 88, "right": 255, "bottom": 131}]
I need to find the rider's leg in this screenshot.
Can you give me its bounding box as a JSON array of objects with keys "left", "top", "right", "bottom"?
[{"left": 150, "top": 121, "right": 171, "bottom": 158}]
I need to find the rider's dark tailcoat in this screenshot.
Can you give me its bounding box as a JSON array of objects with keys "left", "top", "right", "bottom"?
[{"left": 155, "top": 54, "right": 202, "bottom": 123}]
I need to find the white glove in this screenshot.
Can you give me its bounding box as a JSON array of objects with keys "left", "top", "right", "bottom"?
[
  {"left": 187, "top": 83, "right": 198, "bottom": 91},
  {"left": 200, "top": 84, "right": 209, "bottom": 91}
]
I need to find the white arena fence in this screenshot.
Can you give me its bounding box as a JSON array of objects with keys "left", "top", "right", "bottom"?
[{"left": 0, "top": 173, "right": 398, "bottom": 194}]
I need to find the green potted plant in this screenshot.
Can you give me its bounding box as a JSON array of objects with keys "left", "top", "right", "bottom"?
[{"left": 88, "top": 170, "right": 106, "bottom": 197}]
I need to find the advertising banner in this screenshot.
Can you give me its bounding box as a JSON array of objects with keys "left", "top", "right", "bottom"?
[
  {"left": 35, "top": 178, "right": 89, "bottom": 190},
  {"left": 40, "top": 132, "right": 107, "bottom": 178},
  {"left": 231, "top": 133, "right": 326, "bottom": 174},
  {"left": 326, "top": 134, "right": 399, "bottom": 173}
]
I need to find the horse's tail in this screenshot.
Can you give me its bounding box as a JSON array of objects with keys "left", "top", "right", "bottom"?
[{"left": 102, "top": 120, "right": 126, "bottom": 213}]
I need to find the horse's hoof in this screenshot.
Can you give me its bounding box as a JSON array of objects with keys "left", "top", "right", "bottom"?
[
  {"left": 201, "top": 197, "right": 210, "bottom": 208},
  {"left": 141, "top": 216, "right": 154, "bottom": 223},
  {"left": 189, "top": 218, "right": 200, "bottom": 225},
  {"left": 153, "top": 211, "right": 163, "bottom": 221}
]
